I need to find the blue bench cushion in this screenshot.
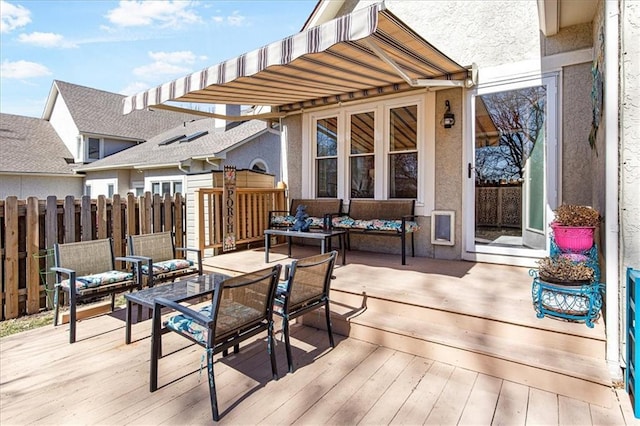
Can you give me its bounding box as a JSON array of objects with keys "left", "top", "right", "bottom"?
[
  {"left": 60, "top": 270, "right": 133, "bottom": 290},
  {"left": 270, "top": 215, "right": 326, "bottom": 228},
  {"left": 165, "top": 300, "right": 263, "bottom": 345},
  {"left": 333, "top": 216, "right": 419, "bottom": 233},
  {"left": 141, "top": 259, "right": 194, "bottom": 274}
]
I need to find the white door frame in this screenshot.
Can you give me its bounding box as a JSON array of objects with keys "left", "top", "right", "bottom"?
[{"left": 462, "top": 73, "right": 559, "bottom": 267}]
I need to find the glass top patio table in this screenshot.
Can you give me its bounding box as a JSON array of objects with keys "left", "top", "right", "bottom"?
[{"left": 124, "top": 272, "right": 230, "bottom": 344}]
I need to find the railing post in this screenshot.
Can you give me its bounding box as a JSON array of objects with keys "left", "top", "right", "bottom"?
[{"left": 4, "top": 196, "right": 19, "bottom": 319}]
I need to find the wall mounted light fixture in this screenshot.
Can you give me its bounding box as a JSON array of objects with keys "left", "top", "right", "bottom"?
[{"left": 443, "top": 100, "right": 455, "bottom": 128}]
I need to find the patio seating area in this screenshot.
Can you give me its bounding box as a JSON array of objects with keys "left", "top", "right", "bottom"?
[{"left": 0, "top": 245, "right": 636, "bottom": 424}]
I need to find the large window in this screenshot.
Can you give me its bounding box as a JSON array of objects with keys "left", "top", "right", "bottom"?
[
  {"left": 350, "top": 111, "right": 375, "bottom": 198},
  {"left": 389, "top": 105, "right": 418, "bottom": 198},
  {"left": 309, "top": 97, "right": 427, "bottom": 204},
  {"left": 316, "top": 117, "right": 338, "bottom": 197}
]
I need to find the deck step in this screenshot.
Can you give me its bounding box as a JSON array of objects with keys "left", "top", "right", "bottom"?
[{"left": 301, "top": 288, "right": 612, "bottom": 407}]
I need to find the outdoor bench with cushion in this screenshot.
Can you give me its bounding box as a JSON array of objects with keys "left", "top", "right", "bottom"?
[
  {"left": 127, "top": 231, "right": 202, "bottom": 288},
  {"left": 269, "top": 198, "right": 343, "bottom": 230},
  {"left": 51, "top": 238, "right": 143, "bottom": 343},
  {"left": 332, "top": 199, "right": 419, "bottom": 265}
]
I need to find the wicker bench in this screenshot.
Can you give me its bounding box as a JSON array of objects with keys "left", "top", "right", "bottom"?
[
  {"left": 269, "top": 198, "right": 343, "bottom": 230},
  {"left": 332, "top": 200, "right": 419, "bottom": 265}
]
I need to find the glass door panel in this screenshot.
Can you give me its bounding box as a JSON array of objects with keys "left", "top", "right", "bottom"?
[{"left": 473, "top": 84, "right": 548, "bottom": 252}]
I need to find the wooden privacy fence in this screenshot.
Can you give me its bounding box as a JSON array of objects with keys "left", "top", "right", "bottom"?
[
  {"left": 198, "top": 188, "right": 286, "bottom": 253},
  {"left": 0, "top": 193, "right": 185, "bottom": 320}
]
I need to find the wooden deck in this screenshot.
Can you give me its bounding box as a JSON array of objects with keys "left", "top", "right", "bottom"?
[
  {"left": 0, "top": 244, "right": 636, "bottom": 424},
  {"left": 0, "top": 312, "right": 634, "bottom": 425}
]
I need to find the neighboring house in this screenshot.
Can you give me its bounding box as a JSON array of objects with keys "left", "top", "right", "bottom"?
[
  {"left": 78, "top": 116, "right": 281, "bottom": 257},
  {"left": 121, "top": 0, "right": 639, "bottom": 383},
  {"left": 0, "top": 113, "right": 83, "bottom": 198},
  {"left": 77, "top": 116, "right": 281, "bottom": 198},
  {"left": 43, "top": 80, "right": 202, "bottom": 166}
]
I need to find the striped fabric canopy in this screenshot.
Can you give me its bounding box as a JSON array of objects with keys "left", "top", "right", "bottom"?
[{"left": 123, "top": 2, "right": 470, "bottom": 116}]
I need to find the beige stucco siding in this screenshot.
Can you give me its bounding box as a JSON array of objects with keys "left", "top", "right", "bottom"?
[
  {"left": 0, "top": 175, "right": 83, "bottom": 199},
  {"left": 385, "top": 0, "right": 541, "bottom": 69},
  {"left": 622, "top": 0, "right": 640, "bottom": 268},
  {"left": 561, "top": 62, "right": 593, "bottom": 205}
]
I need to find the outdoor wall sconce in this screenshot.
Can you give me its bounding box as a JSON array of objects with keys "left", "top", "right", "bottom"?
[{"left": 443, "top": 100, "right": 455, "bottom": 128}]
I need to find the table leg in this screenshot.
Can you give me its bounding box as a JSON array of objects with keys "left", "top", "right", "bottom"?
[
  {"left": 287, "top": 236, "right": 292, "bottom": 258},
  {"left": 341, "top": 233, "right": 346, "bottom": 265},
  {"left": 265, "top": 233, "right": 270, "bottom": 263},
  {"left": 321, "top": 238, "right": 326, "bottom": 254},
  {"left": 126, "top": 300, "right": 132, "bottom": 344}
]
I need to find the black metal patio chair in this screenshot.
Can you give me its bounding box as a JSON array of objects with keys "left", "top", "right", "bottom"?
[
  {"left": 150, "top": 264, "right": 282, "bottom": 421},
  {"left": 51, "top": 238, "right": 142, "bottom": 343},
  {"left": 275, "top": 250, "right": 337, "bottom": 373}
]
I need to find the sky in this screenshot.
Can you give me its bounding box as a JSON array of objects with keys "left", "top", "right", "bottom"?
[{"left": 0, "top": 0, "right": 318, "bottom": 118}]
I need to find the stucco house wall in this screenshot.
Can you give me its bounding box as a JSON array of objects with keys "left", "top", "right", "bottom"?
[
  {"left": 223, "top": 132, "right": 282, "bottom": 181},
  {"left": 0, "top": 175, "right": 83, "bottom": 199},
  {"left": 622, "top": 0, "right": 640, "bottom": 269}
]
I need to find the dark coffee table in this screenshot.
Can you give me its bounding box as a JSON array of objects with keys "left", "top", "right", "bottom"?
[
  {"left": 124, "top": 272, "right": 230, "bottom": 344},
  {"left": 264, "top": 228, "right": 346, "bottom": 265}
]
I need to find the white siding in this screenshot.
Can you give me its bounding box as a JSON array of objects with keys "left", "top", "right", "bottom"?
[
  {"left": 48, "top": 93, "right": 81, "bottom": 162},
  {"left": 185, "top": 173, "right": 215, "bottom": 259}
]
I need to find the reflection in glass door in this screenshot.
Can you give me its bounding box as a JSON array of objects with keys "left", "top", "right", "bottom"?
[{"left": 472, "top": 81, "right": 551, "bottom": 253}]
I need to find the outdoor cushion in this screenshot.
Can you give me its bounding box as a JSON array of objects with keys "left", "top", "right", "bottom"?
[
  {"left": 333, "top": 216, "right": 419, "bottom": 232},
  {"left": 60, "top": 270, "right": 133, "bottom": 290},
  {"left": 141, "top": 259, "right": 194, "bottom": 274},
  {"left": 165, "top": 300, "right": 262, "bottom": 345},
  {"left": 270, "top": 215, "right": 326, "bottom": 228}
]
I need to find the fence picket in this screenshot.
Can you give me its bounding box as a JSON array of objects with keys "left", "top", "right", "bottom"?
[
  {"left": 153, "top": 193, "right": 162, "bottom": 232},
  {"left": 4, "top": 196, "right": 20, "bottom": 319},
  {"left": 97, "top": 195, "right": 107, "bottom": 239},
  {"left": 64, "top": 196, "right": 75, "bottom": 243},
  {"left": 45, "top": 196, "right": 57, "bottom": 309},
  {"left": 26, "top": 197, "right": 40, "bottom": 314}
]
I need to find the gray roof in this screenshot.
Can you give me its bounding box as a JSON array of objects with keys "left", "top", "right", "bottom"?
[
  {"left": 52, "top": 80, "right": 202, "bottom": 140},
  {"left": 0, "top": 113, "right": 76, "bottom": 175},
  {"left": 78, "top": 118, "right": 277, "bottom": 171}
]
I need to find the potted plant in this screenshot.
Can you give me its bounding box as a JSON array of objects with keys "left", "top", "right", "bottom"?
[
  {"left": 551, "top": 204, "right": 600, "bottom": 252},
  {"left": 536, "top": 256, "right": 595, "bottom": 286},
  {"left": 533, "top": 256, "right": 599, "bottom": 317}
]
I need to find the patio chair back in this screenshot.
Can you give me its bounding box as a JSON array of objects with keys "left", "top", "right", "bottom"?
[
  {"left": 128, "top": 231, "right": 175, "bottom": 262},
  {"left": 287, "top": 251, "right": 336, "bottom": 310},
  {"left": 55, "top": 239, "right": 115, "bottom": 277},
  {"left": 276, "top": 250, "right": 337, "bottom": 372}
]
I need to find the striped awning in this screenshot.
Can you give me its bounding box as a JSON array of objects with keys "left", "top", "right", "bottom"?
[{"left": 123, "top": 2, "right": 471, "bottom": 116}]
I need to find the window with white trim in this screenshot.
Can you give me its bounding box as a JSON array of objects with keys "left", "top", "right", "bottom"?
[
  {"left": 310, "top": 95, "right": 427, "bottom": 204},
  {"left": 151, "top": 180, "right": 182, "bottom": 195},
  {"left": 87, "top": 137, "right": 100, "bottom": 160},
  {"left": 350, "top": 111, "right": 375, "bottom": 198},
  {"left": 315, "top": 117, "right": 338, "bottom": 198},
  {"left": 388, "top": 105, "right": 418, "bottom": 199}
]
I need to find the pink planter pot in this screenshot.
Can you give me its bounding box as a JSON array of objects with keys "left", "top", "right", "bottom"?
[{"left": 551, "top": 224, "right": 595, "bottom": 253}]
